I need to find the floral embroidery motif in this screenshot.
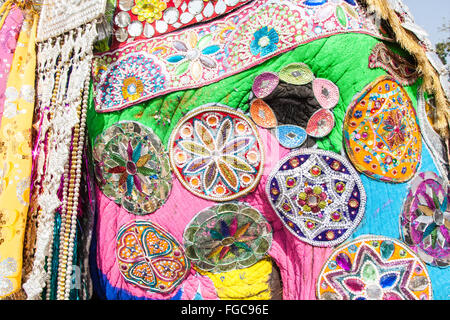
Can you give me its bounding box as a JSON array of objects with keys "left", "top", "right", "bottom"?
[
  {"left": 132, "top": 0, "right": 168, "bottom": 24},
  {"left": 166, "top": 32, "right": 220, "bottom": 81},
  {"left": 183, "top": 203, "right": 272, "bottom": 273},
  {"left": 343, "top": 76, "right": 422, "bottom": 183},
  {"left": 94, "top": 0, "right": 384, "bottom": 112},
  {"left": 317, "top": 236, "right": 433, "bottom": 300},
  {"left": 95, "top": 53, "right": 166, "bottom": 111},
  {"left": 382, "top": 110, "right": 407, "bottom": 149},
  {"left": 250, "top": 26, "right": 279, "bottom": 57},
  {"left": 116, "top": 220, "right": 190, "bottom": 293},
  {"left": 169, "top": 104, "right": 264, "bottom": 201},
  {"left": 400, "top": 172, "right": 450, "bottom": 267},
  {"left": 121, "top": 76, "right": 144, "bottom": 101},
  {"left": 0, "top": 256, "right": 17, "bottom": 298},
  {"left": 93, "top": 121, "right": 172, "bottom": 215},
  {"left": 266, "top": 149, "right": 366, "bottom": 247}
]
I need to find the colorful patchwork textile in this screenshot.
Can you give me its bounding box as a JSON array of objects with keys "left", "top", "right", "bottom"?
[
  {"left": 93, "top": 0, "right": 383, "bottom": 112},
  {"left": 249, "top": 63, "right": 339, "bottom": 149},
  {"left": 169, "top": 104, "right": 264, "bottom": 201},
  {"left": 112, "top": 0, "right": 251, "bottom": 46},
  {"left": 317, "top": 236, "right": 433, "bottom": 300},
  {"left": 266, "top": 149, "right": 366, "bottom": 247},
  {"left": 343, "top": 76, "right": 422, "bottom": 183},
  {"left": 183, "top": 202, "right": 272, "bottom": 273},
  {"left": 368, "top": 43, "right": 419, "bottom": 86},
  {"left": 93, "top": 121, "right": 172, "bottom": 215},
  {"left": 400, "top": 171, "right": 450, "bottom": 268},
  {"left": 116, "top": 220, "right": 190, "bottom": 293}
]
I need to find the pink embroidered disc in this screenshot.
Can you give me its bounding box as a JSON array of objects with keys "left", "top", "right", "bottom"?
[{"left": 169, "top": 104, "right": 264, "bottom": 201}]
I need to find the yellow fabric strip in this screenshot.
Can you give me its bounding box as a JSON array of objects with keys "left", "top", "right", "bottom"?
[
  {"left": 0, "top": 10, "right": 37, "bottom": 299},
  {"left": 198, "top": 259, "right": 274, "bottom": 300}
]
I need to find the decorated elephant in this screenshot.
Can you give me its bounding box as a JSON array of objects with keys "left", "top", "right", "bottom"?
[{"left": 0, "top": 0, "right": 449, "bottom": 301}]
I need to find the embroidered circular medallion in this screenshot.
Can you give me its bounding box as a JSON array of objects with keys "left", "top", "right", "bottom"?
[
  {"left": 343, "top": 76, "right": 422, "bottom": 183},
  {"left": 317, "top": 235, "right": 433, "bottom": 300},
  {"left": 279, "top": 63, "right": 314, "bottom": 85},
  {"left": 169, "top": 104, "right": 264, "bottom": 201},
  {"left": 400, "top": 171, "right": 450, "bottom": 267},
  {"left": 252, "top": 72, "right": 279, "bottom": 99},
  {"left": 116, "top": 220, "right": 190, "bottom": 293},
  {"left": 266, "top": 149, "right": 366, "bottom": 247},
  {"left": 183, "top": 202, "right": 272, "bottom": 273},
  {"left": 93, "top": 121, "right": 172, "bottom": 215},
  {"left": 250, "top": 99, "right": 277, "bottom": 128},
  {"left": 313, "top": 78, "right": 340, "bottom": 109}
]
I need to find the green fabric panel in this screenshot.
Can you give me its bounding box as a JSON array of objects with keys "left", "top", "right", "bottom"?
[{"left": 87, "top": 33, "right": 420, "bottom": 153}]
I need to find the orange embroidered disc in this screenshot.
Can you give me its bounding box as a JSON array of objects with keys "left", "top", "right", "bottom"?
[{"left": 343, "top": 76, "right": 422, "bottom": 183}]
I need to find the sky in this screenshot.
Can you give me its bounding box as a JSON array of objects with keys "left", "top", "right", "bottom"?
[{"left": 403, "top": 0, "right": 450, "bottom": 45}]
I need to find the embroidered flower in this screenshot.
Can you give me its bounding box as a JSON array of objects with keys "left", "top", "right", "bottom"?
[
  {"left": 166, "top": 32, "right": 220, "bottom": 81},
  {"left": 207, "top": 217, "right": 256, "bottom": 261},
  {"left": 179, "top": 117, "right": 256, "bottom": 192},
  {"left": 414, "top": 188, "right": 450, "bottom": 250},
  {"left": 121, "top": 76, "right": 144, "bottom": 101},
  {"left": 250, "top": 26, "right": 279, "bottom": 57},
  {"left": 382, "top": 110, "right": 407, "bottom": 149},
  {"left": 297, "top": 186, "right": 328, "bottom": 213},
  {"left": 97, "top": 53, "right": 166, "bottom": 110},
  {"left": 354, "top": 110, "right": 363, "bottom": 119},
  {"left": 343, "top": 261, "right": 402, "bottom": 300},
  {"left": 131, "top": 0, "right": 167, "bottom": 24},
  {"left": 107, "top": 140, "right": 159, "bottom": 197}
]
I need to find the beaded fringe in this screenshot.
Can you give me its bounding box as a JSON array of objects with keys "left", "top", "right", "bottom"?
[{"left": 22, "top": 22, "right": 98, "bottom": 300}]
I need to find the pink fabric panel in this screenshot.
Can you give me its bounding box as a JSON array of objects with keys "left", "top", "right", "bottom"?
[
  {"left": 0, "top": 6, "right": 24, "bottom": 126},
  {"left": 94, "top": 128, "right": 332, "bottom": 299}
]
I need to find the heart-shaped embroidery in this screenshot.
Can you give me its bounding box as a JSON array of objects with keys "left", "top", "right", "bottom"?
[
  {"left": 117, "top": 231, "right": 146, "bottom": 263},
  {"left": 128, "top": 260, "right": 157, "bottom": 288},
  {"left": 152, "top": 257, "right": 184, "bottom": 282},
  {"left": 142, "top": 227, "right": 172, "bottom": 257},
  {"left": 116, "top": 220, "right": 190, "bottom": 293}
]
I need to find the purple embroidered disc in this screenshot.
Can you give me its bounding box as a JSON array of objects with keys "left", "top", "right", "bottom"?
[{"left": 266, "top": 149, "right": 366, "bottom": 247}]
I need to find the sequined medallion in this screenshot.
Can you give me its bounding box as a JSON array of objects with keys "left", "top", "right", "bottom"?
[
  {"left": 116, "top": 220, "right": 190, "bottom": 293},
  {"left": 317, "top": 236, "right": 433, "bottom": 300},
  {"left": 183, "top": 202, "right": 272, "bottom": 273},
  {"left": 169, "top": 104, "right": 264, "bottom": 201},
  {"left": 343, "top": 76, "right": 422, "bottom": 183},
  {"left": 93, "top": 121, "right": 172, "bottom": 215},
  {"left": 266, "top": 149, "right": 366, "bottom": 247},
  {"left": 400, "top": 171, "right": 450, "bottom": 267}
]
